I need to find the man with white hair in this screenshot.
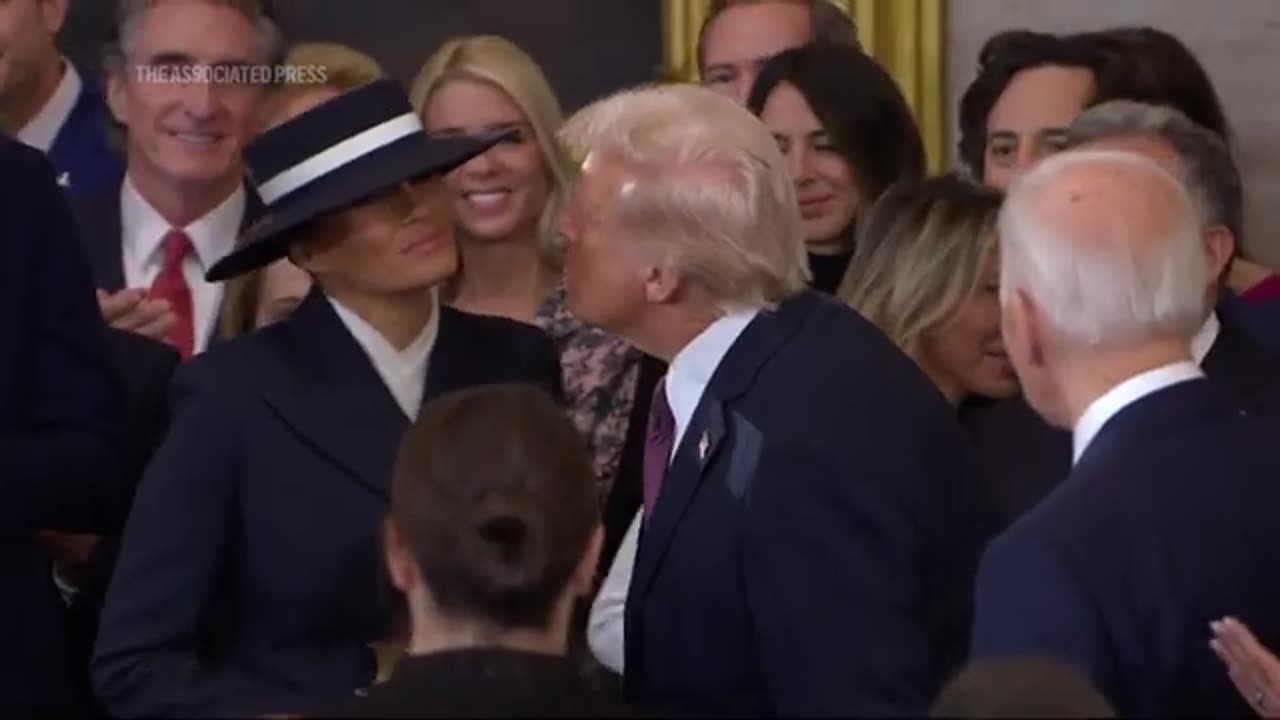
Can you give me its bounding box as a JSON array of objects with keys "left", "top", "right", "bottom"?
[
  {"left": 968, "top": 100, "right": 1280, "bottom": 531},
  {"left": 969, "top": 149, "right": 1280, "bottom": 716},
  {"left": 559, "top": 83, "right": 989, "bottom": 715}
]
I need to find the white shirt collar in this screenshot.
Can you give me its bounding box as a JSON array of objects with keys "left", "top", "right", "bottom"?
[
  {"left": 120, "top": 174, "right": 246, "bottom": 273},
  {"left": 1071, "top": 360, "right": 1205, "bottom": 464},
  {"left": 665, "top": 308, "right": 760, "bottom": 456},
  {"left": 327, "top": 291, "right": 441, "bottom": 421},
  {"left": 1191, "top": 312, "right": 1220, "bottom": 365},
  {"left": 16, "top": 60, "right": 81, "bottom": 153}
]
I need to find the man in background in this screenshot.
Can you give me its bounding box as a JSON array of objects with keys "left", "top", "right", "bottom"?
[
  {"left": 73, "top": 0, "right": 273, "bottom": 357},
  {"left": 697, "top": 0, "right": 859, "bottom": 104},
  {"left": 0, "top": 0, "right": 122, "bottom": 194}
]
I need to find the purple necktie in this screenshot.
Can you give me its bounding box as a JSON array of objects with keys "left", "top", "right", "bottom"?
[{"left": 643, "top": 377, "right": 675, "bottom": 521}]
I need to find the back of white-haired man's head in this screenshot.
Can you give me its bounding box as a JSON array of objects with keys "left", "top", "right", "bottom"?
[
  {"left": 997, "top": 148, "right": 1209, "bottom": 428},
  {"left": 558, "top": 83, "right": 810, "bottom": 313}
]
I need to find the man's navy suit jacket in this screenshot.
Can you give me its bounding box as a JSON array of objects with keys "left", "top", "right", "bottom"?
[
  {"left": 623, "top": 291, "right": 991, "bottom": 716},
  {"left": 971, "top": 378, "right": 1280, "bottom": 716},
  {"left": 0, "top": 137, "right": 124, "bottom": 711}
]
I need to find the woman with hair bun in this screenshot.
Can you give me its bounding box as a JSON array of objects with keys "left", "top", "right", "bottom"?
[{"left": 322, "top": 384, "right": 632, "bottom": 718}]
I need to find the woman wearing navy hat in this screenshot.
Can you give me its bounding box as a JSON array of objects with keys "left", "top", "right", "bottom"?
[{"left": 92, "top": 80, "right": 564, "bottom": 719}]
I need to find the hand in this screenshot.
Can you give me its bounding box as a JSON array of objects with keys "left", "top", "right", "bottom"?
[
  {"left": 37, "top": 531, "right": 101, "bottom": 581},
  {"left": 1212, "top": 616, "right": 1280, "bottom": 717},
  {"left": 97, "top": 288, "right": 177, "bottom": 341}
]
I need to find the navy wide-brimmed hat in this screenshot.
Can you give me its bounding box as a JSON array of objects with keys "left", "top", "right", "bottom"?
[{"left": 207, "top": 79, "right": 506, "bottom": 282}]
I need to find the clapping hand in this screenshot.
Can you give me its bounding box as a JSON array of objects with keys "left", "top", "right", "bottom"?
[{"left": 1212, "top": 616, "right": 1280, "bottom": 717}]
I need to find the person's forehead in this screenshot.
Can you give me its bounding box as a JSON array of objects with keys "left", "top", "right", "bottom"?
[
  {"left": 1075, "top": 134, "right": 1182, "bottom": 174},
  {"left": 131, "top": 2, "right": 262, "bottom": 58},
  {"left": 704, "top": 2, "right": 812, "bottom": 66},
  {"left": 988, "top": 65, "right": 1095, "bottom": 130}
]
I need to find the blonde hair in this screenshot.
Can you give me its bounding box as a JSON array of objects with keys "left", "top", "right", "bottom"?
[
  {"left": 410, "top": 35, "right": 572, "bottom": 262},
  {"left": 839, "top": 173, "right": 1003, "bottom": 355},
  {"left": 560, "top": 83, "right": 810, "bottom": 310},
  {"left": 283, "top": 42, "right": 384, "bottom": 90}
]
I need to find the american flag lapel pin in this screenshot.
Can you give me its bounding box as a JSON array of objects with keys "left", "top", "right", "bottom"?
[{"left": 698, "top": 431, "right": 710, "bottom": 462}]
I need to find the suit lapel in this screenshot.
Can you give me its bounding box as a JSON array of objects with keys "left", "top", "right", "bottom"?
[
  {"left": 71, "top": 189, "right": 126, "bottom": 291},
  {"left": 631, "top": 292, "right": 816, "bottom": 600},
  {"left": 259, "top": 289, "right": 408, "bottom": 501}
]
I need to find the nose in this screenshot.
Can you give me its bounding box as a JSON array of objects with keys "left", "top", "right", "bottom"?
[
  {"left": 788, "top": 144, "right": 815, "bottom": 186},
  {"left": 180, "top": 76, "right": 219, "bottom": 121},
  {"left": 732, "top": 75, "right": 755, "bottom": 106},
  {"left": 459, "top": 147, "right": 498, "bottom": 177}
]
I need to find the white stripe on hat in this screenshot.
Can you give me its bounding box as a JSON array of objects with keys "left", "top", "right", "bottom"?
[{"left": 256, "top": 112, "right": 423, "bottom": 204}]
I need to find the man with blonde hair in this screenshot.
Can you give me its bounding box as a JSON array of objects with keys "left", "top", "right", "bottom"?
[
  {"left": 970, "top": 150, "right": 1280, "bottom": 716},
  {"left": 560, "top": 83, "right": 987, "bottom": 715}
]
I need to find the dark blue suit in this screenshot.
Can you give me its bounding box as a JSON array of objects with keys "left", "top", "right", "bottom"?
[
  {"left": 623, "top": 291, "right": 989, "bottom": 716},
  {"left": 0, "top": 137, "right": 124, "bottom": 710},
  {"left": 971, "top": 378, "right": 1280, "bottom": 716},
  {"left": 967, "top": 314, "right": 1280, "bottom": 532},
  {"left": 93, "top": 289, "right": 564, "bottom": 718},
  {"left": 44, "top": 69, "right": 123, "bottom": 197}
]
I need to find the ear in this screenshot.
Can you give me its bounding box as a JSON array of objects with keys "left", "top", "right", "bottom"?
[
  {"left": 1002, "top": 288, "right": 1046, "bottom": 374},
  {"left": 641, "top": 260, "right": 682, "bottom": 305},
  {"left": 1203, "top": 226, "right": 1235, "bottom": 286},
  {"left": 569, "top": 525, "right": 604, "bottom": 598},
  {"left": 382, "top": 518, "right": 420, "bottom": 595},
  {"left": 105, "top": 66, "right": 130, "bottom": 126},
  {"left": 40, "top": 0, "right": 69, "bottom": 35}
]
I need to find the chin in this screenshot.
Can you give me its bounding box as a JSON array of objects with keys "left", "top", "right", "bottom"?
[
  {"left": 458, "top": 215, "right": 526, "bottom": 243},
  {"left": 158, "top": 158, "right": 237, "bottom": 186}
]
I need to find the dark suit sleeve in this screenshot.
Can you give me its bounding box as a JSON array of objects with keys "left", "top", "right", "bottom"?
[
  {"left": 742, "top": 444, "right": 933, "bottom": 716},
  {"left": 970, "top": 534, "right": 1113, "bottom": 693},
  {"left": 527, "top": 327, "right": 566, "bottom": 405},
  {"left": 0, "top": 144, "right": 124, "bottom": 533},
  {"left": 93, "top": 365, "right": 307, "bottom": 718}
]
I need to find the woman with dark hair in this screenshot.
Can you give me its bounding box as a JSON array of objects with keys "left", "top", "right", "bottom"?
[
  {"left": 93, "top": 81, "right": 564, "bottom": 718},
  {"left": 956, "top": 30, "right": 1105, "bottom": 189},
  {"left": 746, "top": 41, "right": 925, "bottom": 293},
  {"left": 322, "top": 384, "right": 630, "bottom": 717}
]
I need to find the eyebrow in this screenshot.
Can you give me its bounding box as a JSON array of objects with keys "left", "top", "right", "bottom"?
[
  {"left": 430, "top": 121, "right": 529, "bottom": 136},
  {"left": 987, "top": 130, "right": 1017, "bottom": 143},
  {"left": 144, "top": 51, "right": 256, "bottom": 67}
]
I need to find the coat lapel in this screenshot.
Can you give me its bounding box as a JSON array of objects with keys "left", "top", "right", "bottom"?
[
  {"left": 70, "top": 189, "right": 126, "bottom": 291},
  {"left": 259, "top": 289, "right": 409, "bottom": 501},
  {"left": 631, "top": 291, "right": 817, "bottom": 600}
]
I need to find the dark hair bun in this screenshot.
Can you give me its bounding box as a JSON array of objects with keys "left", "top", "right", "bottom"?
[{"left": 467, "top": 495, "right": 548, "bottom": 594}]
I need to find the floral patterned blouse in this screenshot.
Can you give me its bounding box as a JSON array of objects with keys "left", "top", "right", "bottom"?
[{"left": 535, "top": 284, "right": 642, "bottom": 505}]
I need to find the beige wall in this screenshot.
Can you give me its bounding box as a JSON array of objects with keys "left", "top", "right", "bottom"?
[{"left": 946, "top": 0, "right": 1280, "bottom": 266}]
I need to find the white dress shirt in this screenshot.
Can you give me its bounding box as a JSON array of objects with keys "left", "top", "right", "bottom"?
[
  {"left": 328, "top": 293, "right": 440, "bottom": 421},
  {"left": 16, "top": 60, "right": 80, "bottom": 154},
  {"left": 1071, "top": 312, "right": 1219, "bottom": 465},
  {"left": 586, "top": 307, "right": 759, "bottom": 674},
  {"left": 1072, "top": 361, "right": 1205, "bottom": 464},
  {"left": 1190, "top": 311, "right": 1220, "bottom": 366},
  {"left": 120, "top": 176, "right": 246, "bottom": 354}
]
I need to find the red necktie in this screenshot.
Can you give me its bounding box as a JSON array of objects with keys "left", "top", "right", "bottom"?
[
  {"left": 150, "top": 229, "right": 195, "bottom": 359},
  {"left": 643, "top": 377, "right": 675, "bottom": 521}
]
